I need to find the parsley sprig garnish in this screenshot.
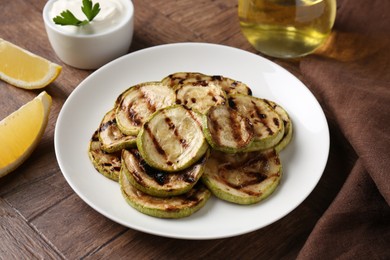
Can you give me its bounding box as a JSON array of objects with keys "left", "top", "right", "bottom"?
[{"left": 53, "top": 0, "right": 101, "bottom": 26}]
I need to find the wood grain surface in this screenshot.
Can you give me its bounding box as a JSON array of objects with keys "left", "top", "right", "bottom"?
[{"left": 0, "top": 0, "right": 353, "bottom": 258}]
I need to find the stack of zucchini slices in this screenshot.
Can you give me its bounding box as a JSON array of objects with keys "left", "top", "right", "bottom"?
[{"left": 88, "top": 72, "right": 293, "bottom": 219}]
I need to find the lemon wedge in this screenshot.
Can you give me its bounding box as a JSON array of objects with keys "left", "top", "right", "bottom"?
[
  {"left": 0, "top": 38, "right": 61, "bottom": 89},
  {"left": 0, "top": 91, "right": 52, "bottom": 177}
]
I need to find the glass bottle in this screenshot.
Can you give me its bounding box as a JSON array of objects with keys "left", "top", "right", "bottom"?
[{"left": 238, "top": 0, "right": 337, "bottom": 58}]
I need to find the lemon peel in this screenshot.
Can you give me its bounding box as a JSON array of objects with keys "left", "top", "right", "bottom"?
[
  {"left": 0, "top": 38, "right": 61, "bottom": 89},
  {"left": 0, "top": 91, "right": 52, "bottom": 177}
]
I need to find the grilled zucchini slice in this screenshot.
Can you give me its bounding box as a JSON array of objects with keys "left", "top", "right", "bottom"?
[
  {"left": 203, "top": 105, "right": 254, "bottom": 153},
  {"left": 228, "top": 94, "right": 285, "bottom": 151},
  {"left": 121, "top": 148, "right": 207, "bottom": 197},
  {"left": 137, "top": 105, "right": 209, "bottom": 172},
  {"left": 88, "top": 130, "right": 122, "bottom": 181},
  {"left": 202, "top": 149, "right": 282, "bottom": 205},
  {"left": 119, "top": 170, "right": 211, "bottom": 219},
  {"left": 265, "top": 100, "right": 293, "bottom": 152},
  {"left": 116, "top": 82, "right": 176, "bottom": 136},
  {"left": 175, "top": 81, "right": 227, "bottom": 114},
  {"left": 98, "top": 109, "right": 136, "bottom": 153},
  {"left": 161, "top": 72, "right": 252, "bottom": 96}
]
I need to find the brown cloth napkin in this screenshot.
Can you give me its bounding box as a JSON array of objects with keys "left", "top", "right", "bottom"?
[{"left": 296, "top": 0, "right": 390, "bottom": 258}]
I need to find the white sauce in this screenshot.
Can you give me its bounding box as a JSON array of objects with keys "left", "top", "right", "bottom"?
[{"left": 49, "top": 0, "right": 128, "bottom": 35}]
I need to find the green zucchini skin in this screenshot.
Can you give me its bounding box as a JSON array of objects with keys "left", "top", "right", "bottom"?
[
  {"left": 121, "top": 148, "right": 208, "bottom": 197},
  {"left": 202, "top": 149, "right": 282, "bottom": 205},
  {"left": 98, "top": 109, "right": 136, "bottom": 153},
  {"left": 119, "top": 170, "right": 211, "bottom": 219},
  {"left": 88, "top": 130, "right": 121, "bottom": 181},
  {"left": 264, "top": 100, "right": 293, "bottom": 152}
]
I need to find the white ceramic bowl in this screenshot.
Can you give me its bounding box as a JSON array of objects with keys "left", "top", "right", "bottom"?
[{"left": 43, "top": 0, "right": 134, "bottom": 69}]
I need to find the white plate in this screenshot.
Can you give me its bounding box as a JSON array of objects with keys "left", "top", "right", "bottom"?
[{"left": 55, "top": 43, "right": 329, "bottom": 240}]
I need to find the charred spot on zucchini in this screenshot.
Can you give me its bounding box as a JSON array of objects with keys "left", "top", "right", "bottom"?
[
  {"left": 175, "top": 81, "right": 227, "bottom": 114},
  {"left": 99, "top": 109, "right": 137, "bottom": 153},
  {"left": 161, "top": 72, "right": 252, "bottom": 96},
  {"left": 121, "top": 148, "right": 207, "bottom": 197},
  {"left": 115, "top": 82, "right": 176, "bottom": 136},
  {"left": 161, "top": 72, "right": 211, "bottom": 91},
  {"left": 119, "top": 170, "right": 211, "bottom": 219},
  {"left": 88, "top": 130, "right": 122, "bottom": 181},
  {"left": 264, "top": 100, "right": 293, "bottom": 152},
  {"left": 137, "top": 105, "right": 209, "bottom": 172},
  {"left": 202, "top": 149, "right": 282, "bottom": 205},
  {"left": 203, "top": 105, "right": 254, "bottom": 153},
  {"left": 228, "top": 94, "right": 285, "bottom": 151},
  {"left": 210, "top": 75, "right": 252, "bottom": 96}
]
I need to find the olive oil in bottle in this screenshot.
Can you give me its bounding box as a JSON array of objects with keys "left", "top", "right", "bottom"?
[{"left": 238, "top": 0, "right": 336, "bottom": 58}]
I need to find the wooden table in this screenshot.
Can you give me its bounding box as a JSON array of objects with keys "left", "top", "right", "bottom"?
[{"left": 0, "top": 0, "right": 359, "bottom": 258}]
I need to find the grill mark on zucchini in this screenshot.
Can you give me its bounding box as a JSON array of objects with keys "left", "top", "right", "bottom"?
[
  {"left": 126, "top": 90, "right": 158, "bottom": 126},
  {"left": 127, "top": 106, "right": 142, "bottom": 126},
  {"left": 211, "top": 75, "right": 223, "bottom": 81},
  {"left": 98, "top": 109, "right": 137, "bottom": 153},
  {"left": 99, "top": 119, "right": 115, "bottom": 132},
  {"left": 268, "top": 105, "right": 283, "bottom": 129},
  {"left": 210, "top": 75, "right": 253, "bottom": 96},
  {"left": 142, "top": 89, "right": 158, "bottom": 114},
  {"left": 208, "top": 113, "right": 223, "bottom": 146},
  {"left": 251, "top": 100, "right": 274, "bottom": 136},
  {"left": 175, "top": 81, "right": 227, "bottom": 114},
  {"left": 194, "top": 80, "right": 208, "bottom": 87},
  {"left": 139, "top": 156, "right": 200, "bottom": 185},
  {"left": 122, "top": 149, "right": 207, "bottom": 199},
  {"left": 263, "top": 99, "right": 273, "bottom": 108},
  {"left": 142, "top": 109, "right": 194, "bottom": 168},
  {"left": 229, "top": 96, "right": 281, "bottom": 138},
  {"left": 203, "top": 149, "right": 282, "bottom": 199},
  {"left": 89, "top": 130, "right": 121, "bottom": 181},
  {"left": 91, "top": 130, "right": 99, "bottom": 141},
  {"left": 119, "top": 170, "right": 211, "bottom": 218},
  {"left": 265, "top": 99, "right": 289, "bottom": 138},
  {"left": 139, "top": 158, "right": 168, "bottom": 186},
  {"left": 163, "top": 112, "right": 190, "bottom": 150},
  {"left": 229, "top": 110, "right": 247, "bottom": 147},
  {"left": 273, "top": 117, "right": 280, "bottom": 127},
  {"left": 122, "top": 90, "right": 144, "bottom": 126},
  {"left": 205, "top": 105, "right": 254, "bottom": 152},
  {"left": 183, "top": 188, "right": 205, "bottom": 203},
  {"left": 129, "top": 149, "right": 167, "bottom": 186},
  {"left": 162, "top": 72, "right": 252, "bottom": 97},
  {"left": 188, "top": 110, "right": 203, "bottom": 127},
  {"left": 221, "top": 168, "right": 267, "bottom": 192},
  {"left": 263, "top": 99, "right": 287, "bottom": 129},
  {"left": 102, "top": 162, "right": 121, "bottom": 172},
  {"left": 144, "top": 122, "right": 169, "bottom": 162},
  {"left": 228, "top": 98, "right": 237, "bottom": 110}
]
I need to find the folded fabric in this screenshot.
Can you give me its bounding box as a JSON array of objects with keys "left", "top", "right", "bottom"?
[{"left": 296, "top": 0, "right": 390, "bottom": 258}]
